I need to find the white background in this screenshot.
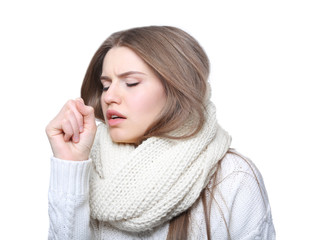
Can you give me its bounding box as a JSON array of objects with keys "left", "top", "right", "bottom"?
[{"left": 1, "top": 0, "right": 311, "bottom": 239}]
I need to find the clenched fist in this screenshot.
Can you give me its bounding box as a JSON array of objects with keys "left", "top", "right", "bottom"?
[{"left": 46, "top": 98, "right": 97, "bottom": 161}]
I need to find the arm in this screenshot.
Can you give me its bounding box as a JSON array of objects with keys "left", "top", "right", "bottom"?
[
  {"left": 46, "top": 98, "right": 97, "bottom": 239},
  {"left": 48, "top": 157, "right": 93, "bottom": 240}
]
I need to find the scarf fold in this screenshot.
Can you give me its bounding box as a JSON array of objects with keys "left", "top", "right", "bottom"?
[{"left": 89, "top": 101, "right": 231, "bottom": 232}]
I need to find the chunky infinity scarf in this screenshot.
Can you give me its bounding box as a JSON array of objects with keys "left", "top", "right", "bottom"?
[{"left": 89, "top": 101, "right": 231, "bottom": 232}]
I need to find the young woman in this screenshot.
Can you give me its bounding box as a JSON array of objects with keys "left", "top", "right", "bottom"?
[{"left": 46, "top": 26, "right": 275, "bottom": 239}]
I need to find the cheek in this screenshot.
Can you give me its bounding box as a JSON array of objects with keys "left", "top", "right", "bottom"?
[{"left": 129, "top": 91, "right": 166, "bottom": 122}]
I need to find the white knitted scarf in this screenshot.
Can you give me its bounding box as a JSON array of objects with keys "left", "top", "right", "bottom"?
[{"left": 89, "top": 101, "right": 231, "bottom": 232}]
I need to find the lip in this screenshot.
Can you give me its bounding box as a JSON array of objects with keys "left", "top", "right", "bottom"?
[{"left": 106, "top": 110, "right": 126, "bottom": 126}]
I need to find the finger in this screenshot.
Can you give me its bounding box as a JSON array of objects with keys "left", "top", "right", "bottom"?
[
  {"left": 76, "top": 100, "right": 95, "bottom": 126},
  {"left": 76, "top": 97, "right": 84, "bottom": 104},
  {"left": 67, "top": 110, "right": 80, "bottom": 143},
  {"left": 46, "top": 99, "right": 84, "bottom": 140},
  {"left": 70, "top": 100, "right": 84, "bottom": 133},
  {"left": 64, "top": 99, "right": 84, "bottom": 133},
  {"left": 61, "top": 118, "right": 74, "bottom": 142}
]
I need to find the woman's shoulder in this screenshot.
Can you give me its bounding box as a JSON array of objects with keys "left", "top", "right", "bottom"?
[
  {"left": 211, "top": 148, "right": 270, "bottom": 205},
  {"left": 188, "top": 149, "right": 275, "bottom": 239},
  {"left": 219, "top": 149, "right": 262, "bottom": 180}
]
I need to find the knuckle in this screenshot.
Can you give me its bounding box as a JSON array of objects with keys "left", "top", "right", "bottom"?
[
  {"left": 66, "top": 99, "right": 76, "bottom": 109},
  {"left": 45, "top": 124, "right": 51, "bottom": 135},
  {"left": 88, "top": 106, "right": 95, "bottom": 114},
  {"left": 67, "top": 99, "right": 75, "bottom": 105},
  {"left": 64, "top": 110, "right": 71, "bottom": 118},
  {"left": 45, "top": 119, "right": 57, "bottom": 136},
  {"left": 65, "top": 108, "right": 74, "bottom": 118},
  {"left": 61, "top": 118, "right": 70, "bottom": 126}
]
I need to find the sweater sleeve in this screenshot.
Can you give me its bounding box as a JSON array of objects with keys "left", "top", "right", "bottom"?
[{"left": 48, "top": 157, "right": 93, "bottom": 240}]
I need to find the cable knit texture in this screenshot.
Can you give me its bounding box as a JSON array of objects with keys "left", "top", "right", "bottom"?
[
  {"left": 48, "top": 158, "right": 92, "bottom": 239},
  {"left": 89, "top": 101, "right": 231, "bottom": 232}
]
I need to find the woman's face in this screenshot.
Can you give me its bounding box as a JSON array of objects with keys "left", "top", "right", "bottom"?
[{"left": 101, "top": 46, "right": 167, "bottom": 144}]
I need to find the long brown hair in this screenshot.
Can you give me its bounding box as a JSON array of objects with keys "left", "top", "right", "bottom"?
[{"left": 81, "top": 26, "right": 210, "bottom": 142}]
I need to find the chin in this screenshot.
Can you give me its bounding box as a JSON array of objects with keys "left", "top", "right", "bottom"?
[{"left": 109, "top": 133, "right": 138, "bottom": 145}]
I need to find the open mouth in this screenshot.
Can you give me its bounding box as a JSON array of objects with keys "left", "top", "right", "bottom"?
[
  {"left": 110, "top": 115, "right": 125, "bottom": 120},
  {"left": 106, "top": 110, "right": 126, "bottom": 126}
]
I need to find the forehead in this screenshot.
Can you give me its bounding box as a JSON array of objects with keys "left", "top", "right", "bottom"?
[{"left": 102, "top": 47, "right": 149, "bottom": 74}]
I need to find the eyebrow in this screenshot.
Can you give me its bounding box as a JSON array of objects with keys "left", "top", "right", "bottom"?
[{"left": 100, "top": 71, "right": 146, "bottom": 80}]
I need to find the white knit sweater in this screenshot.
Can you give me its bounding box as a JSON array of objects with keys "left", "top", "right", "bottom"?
[{"left": 48, "top": 152, "right": 275, "bottom": 239}]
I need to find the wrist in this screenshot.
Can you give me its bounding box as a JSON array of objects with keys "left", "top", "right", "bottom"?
[{"left": 53, "top": 152, "right": 90, "bottom": 161}]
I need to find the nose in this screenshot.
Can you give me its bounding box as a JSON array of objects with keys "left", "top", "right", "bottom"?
[{"left": 103, "top": 82, "right": 122, "bottom": 105}]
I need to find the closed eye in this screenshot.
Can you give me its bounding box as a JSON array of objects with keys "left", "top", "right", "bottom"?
[
  {"left": 126, "top": 82, "right": 139, "bottom": 87},
  {"left": 102, "top": 86, "right": 109, "bottom": 91},
  {"left": 101, "top": 80, "right": 111, "bottom": 92}
]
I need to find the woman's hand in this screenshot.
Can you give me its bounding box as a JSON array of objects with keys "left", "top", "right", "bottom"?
[{"left": 46, "top": 98, "right": 97, "bottom": 161}]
